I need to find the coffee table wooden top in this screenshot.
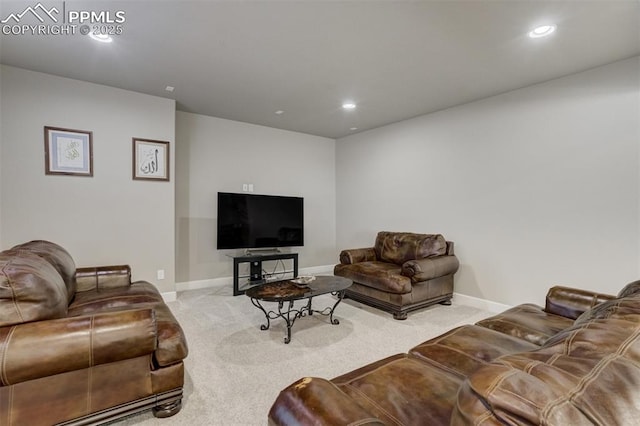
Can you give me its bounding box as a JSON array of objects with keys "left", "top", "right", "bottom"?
[{"left": 245, "top": 275, "right": 352, "bottom": 302}]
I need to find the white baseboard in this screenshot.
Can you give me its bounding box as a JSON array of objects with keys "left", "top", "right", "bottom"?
[
  {"left": 161, "top": 291, "right": 177, "bottom": 302},
  {"left": 298, "top": 264, "right": 335, "bottom": 275},
  {"left": 176, "top": 276, "right": 232, "bottom": 292},
  {"left": 174, "top": 265, "right": 335, "bottom": 293},
  {"left": 172, "top": 271, "right": 510, "bottom": 314},
  {"left": 453, "top": 292, "right": 511, "bottom": 313}
]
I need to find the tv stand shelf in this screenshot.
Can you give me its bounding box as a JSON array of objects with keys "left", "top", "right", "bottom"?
[{"left": 232, "top": 252, "right": 298, "bottom": 296}]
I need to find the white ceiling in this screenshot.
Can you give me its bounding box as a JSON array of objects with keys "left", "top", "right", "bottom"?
[{"left": 1, "top": 0, "right": 639, "bottom": 139}]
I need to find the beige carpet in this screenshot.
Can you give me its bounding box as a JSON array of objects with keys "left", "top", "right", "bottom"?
[{"left": 111, "top": 282, "right": 493, "bottom": 426}]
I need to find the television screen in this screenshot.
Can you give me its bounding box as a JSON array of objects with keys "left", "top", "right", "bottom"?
[{"left": 217, "top": 192, "right": 304, "bottom": 249}]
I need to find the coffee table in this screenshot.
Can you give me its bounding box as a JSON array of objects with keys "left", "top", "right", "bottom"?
[{"left": 245, "top": 275, "right": 352, "bottom": 344}]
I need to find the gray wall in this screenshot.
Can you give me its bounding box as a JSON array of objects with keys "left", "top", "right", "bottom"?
[
  {"left": 336, "top": 57, "right": 640, "bottom": 306},
  {"left": 3, "top": 57, "right": 638, "bottom": 305},
  {"left": 175, "top": 111, "right": 336, "bottom": 285},
  {"left": 0, "top": 66, "right": 177, "bottom": 293}
]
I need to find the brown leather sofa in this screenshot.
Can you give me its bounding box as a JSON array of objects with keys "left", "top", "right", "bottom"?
[
  {"left": 334, "top": 232, "right": 459, "bottom": 319},
  {"left": 269, "top": 281, "right": 640, "bottom": 425},
  {"left": 0, "top": 240, "right": 188, "bottom": 426}
]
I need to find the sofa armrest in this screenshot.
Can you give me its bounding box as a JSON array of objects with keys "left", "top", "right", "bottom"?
[
  {"left": 75, "top": 265, "right": 131, "bottom": 292},
  {"left": 446, "top": 241, "right": 455, "bottom": 255},
  {"left": 402, "top": 255, "right": 460, "bottom": 283},
  {"left": 339, "top": 247, "right": 377, "bottom": 265},
  {"left": 545, "top": 286, "right": 616, "bottom": 320},
  {"left": 0, "top": 308, "right": 157, "bottom": 385},
  {"left": 268, "top": 377, "right": 383, "bottom": 425}
]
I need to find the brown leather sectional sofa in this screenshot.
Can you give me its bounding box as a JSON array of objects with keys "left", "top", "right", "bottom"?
[
  {"left": 269, "top": 281, "right": 640, "bottom": 425},
  {"left": 0, "top": 240, "right": 188, "bottom": 425},
  {"left": 334, "top": 232, "right": 459, "bottom": 319}
]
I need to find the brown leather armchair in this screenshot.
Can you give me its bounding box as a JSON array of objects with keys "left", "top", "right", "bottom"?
[
  {"left": 334, "top": 232, "right": 459, "bottom": 319},
  {"left": 0, "top": 240, "right": 188, "bottom": 425}
]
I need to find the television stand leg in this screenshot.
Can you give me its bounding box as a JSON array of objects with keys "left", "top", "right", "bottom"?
[{"left": 250, "top": 260, "right": 263, "bottom": 282}]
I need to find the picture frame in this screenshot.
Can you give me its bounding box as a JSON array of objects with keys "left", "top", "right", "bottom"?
[
  {"left": 132, "top": 138, "right": 170, "bottom": 181},
  {"left": 44, "top": 126, "right": 93, "bottom": 176}
]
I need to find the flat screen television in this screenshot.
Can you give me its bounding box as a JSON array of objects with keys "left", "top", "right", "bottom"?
[{"left": 217, "top": 192, "right": 304, "bottom": 250}]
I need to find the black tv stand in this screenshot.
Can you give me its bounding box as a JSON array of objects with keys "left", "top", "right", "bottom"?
[
  {"left": 245, "top": 248, "right": 281, "bottom": 255},
  {"left": 232, "top": 252, "right": 298, "bottom": 296}
]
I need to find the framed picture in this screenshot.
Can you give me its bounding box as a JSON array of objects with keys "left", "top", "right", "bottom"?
[
  {"left": 132, "top": 138, "right": 170, "bottom": 181},
  {"left": 44, "top": 126, "right": 93, "bottom": 176}
]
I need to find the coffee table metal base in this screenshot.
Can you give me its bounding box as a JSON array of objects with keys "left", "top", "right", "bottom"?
[{"left": 250, "top": 291, "right": 346, "bottom": 344}]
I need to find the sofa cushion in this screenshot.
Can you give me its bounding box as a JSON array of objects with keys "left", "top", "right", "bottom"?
[
  {"left": 409, "top": 325, "right": 538, "bottom": 378},
  {"left": 334, "top": 261, "right": 411, "bottom": 294},
  {"left": 67, "top": 281, "right": 164, "bottom": 315},
  {"left": 0, "top": 251, "right": 68, "bottom": 327},
  {"left": 11, "top": 240, "right": 77, "bottom": 303},
  {"left": 68, "top": 281, "right": 188, "bottom": 367},
  {"left": 476, "top": 303, "right": 574, "bottom": 346},
  {"left": 332, "top": 354, "right": 463, "bottom": 425},
  {"left": 374, "top": 232, "right": 446, "bottom": 265},
  {"left": 453, "top": 298, "right": 640, "bottom": 425},
  {"left": 454, "top": 349, "right": 640, "bottom": 425}
]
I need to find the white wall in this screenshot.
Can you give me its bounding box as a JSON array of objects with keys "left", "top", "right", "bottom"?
[
  {"left": 0, "top": 66, "right": 177, "bottom": 293},
  {"left": 336, "top": 57, "right": 640, "bottom": 306},
  {"left": 175, "top": 111, "right": 335, "bottom": 284}
]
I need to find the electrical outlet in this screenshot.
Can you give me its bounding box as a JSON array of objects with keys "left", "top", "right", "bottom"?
[
  {"left": 157, "top": 269, "right": 165, "bottom": 280},
  {"left": 248, "top": 183, "right": 254, "bottom": 192},
  {"left": 242, "top": 184, "right": 248, "bottom": 192}
]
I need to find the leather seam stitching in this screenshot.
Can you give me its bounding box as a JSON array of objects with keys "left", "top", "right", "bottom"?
[
  {"left": 0, "top": 327, "right": 16, "bottom": 386},
  {"left": 69, "top": 294, "right": 159, "bottom": 309},
  {"left": 543, "top": 326, "right": 640, "bottom": 421},
  {"left": 2, "top": 262, "right": 24, "bottom": 323},
  {"left": 343, "top": 383, "right": 403, "bottom": 426}
]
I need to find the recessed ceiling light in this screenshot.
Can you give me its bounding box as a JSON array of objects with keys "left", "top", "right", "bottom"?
[
  {"left": 275, "top": 110, "right": 284, "bottom": 115},
  {"left": 342, "top": 102, "right": 356, "bottom": 110},
  {"left": 350, "top": 127, "right": 358, "bottom": 131},
  {"left": 165, "top": 86, "right": 175, "bottom": 92},
  {"left": 528, "top": 24, "right": 556, "bottom": 38},
  {"left": 89, "top": 33, "right": 113, "bottom": 43}
]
